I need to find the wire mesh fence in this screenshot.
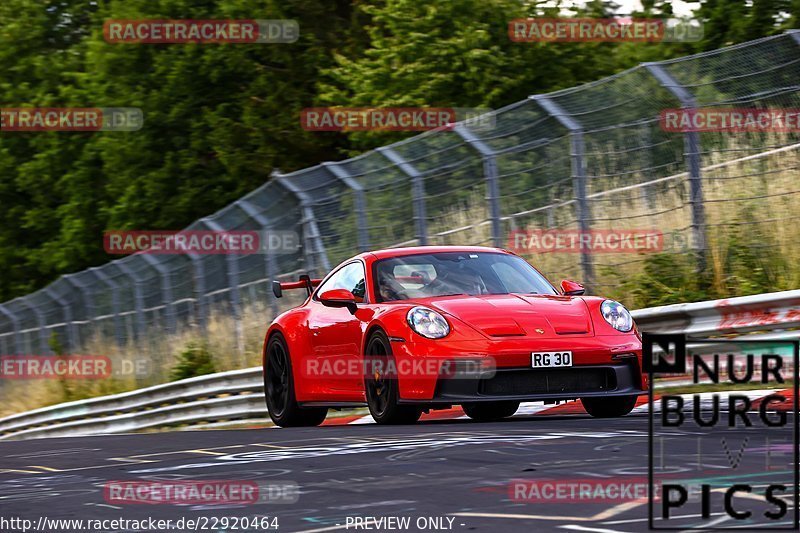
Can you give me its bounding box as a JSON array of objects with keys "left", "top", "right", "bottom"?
[{"left": 1, "top": 31, "right": 800, "bottom": 357}]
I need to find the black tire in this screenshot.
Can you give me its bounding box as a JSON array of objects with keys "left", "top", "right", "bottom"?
[
  {"left": 462, "top": 401, "right": 520, "bottom": 422},
  {"left": 364, "top": 330, "right": 422, "bottom": 425},
  {"left": 264, "top": 333, "right": 328, "bottom": 427},
  {"left": 581, "top": 395, "right": 638, "bottom": 418}
]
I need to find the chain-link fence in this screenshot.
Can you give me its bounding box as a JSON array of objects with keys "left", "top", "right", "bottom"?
[{"left": 2, "top": 30, "right": 799, "bottom": 358}]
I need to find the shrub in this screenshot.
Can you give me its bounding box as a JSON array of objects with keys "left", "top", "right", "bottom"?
[{"left": 171, "top": 342, "right": 216, "bottom": 381}]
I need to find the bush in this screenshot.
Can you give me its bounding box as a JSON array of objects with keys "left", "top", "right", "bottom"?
[
  {"left": 170, "top": 342, "right": 216, "bottom": 381},
  {"left": 605, "top": 252, "right": 709, "bottom": 309}
]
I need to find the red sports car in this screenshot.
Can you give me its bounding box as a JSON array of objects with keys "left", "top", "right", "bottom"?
[{"left": 262, "top": 246, "right": 646, "bottom": 426}]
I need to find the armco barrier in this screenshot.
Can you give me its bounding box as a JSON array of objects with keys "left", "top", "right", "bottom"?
[
  {"left": 0, "top": 367, "right": 263, "bottom": 440},
  {"left": 632, "top": 289, "right": 800, "bottom": 336},
  {"left": 1, "top": 290, "right": 799, "bottom": 440}
]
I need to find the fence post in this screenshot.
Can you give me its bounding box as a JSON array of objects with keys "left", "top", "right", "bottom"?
[
  {"left": 141, "top": 255, "right": 176, "bottom": 334},
  {"left": 235, "top": 199, "right": 281, "bottom": 316},
  {"left": 453, "top": 124, "right": 502, "bottom": 247},
  {"left": 201, "top": 218, "right": 244, "bottom": 357},
  {"left": 186, "top": 253, "right": 208, "bottom": 333},
  {"left": 16, "top": 297, "right": 49, "bottom": 355},
  {"left": 377, "top": 146, "right": 428, "bottom": 245},
  {"left": 644, "top": 63, "right": 707, "bottom": 272},
  {"left": 323, "top": 162, "right": 370, "bottom": 252},
  {"left": 89, "top": 267, "right": 124, "bottom": 346},
  {"left": 44, "top": 287, "right": 76, "bottom": 352},
  {"left": 531, "top": 95, "right": 595, "bottom": 291},
  {"left": 63, "top": 274, "right": 92, "bottom": 349},
  {"left": 115, "top": 260, "right": 147, "bottom": 341},
  {"left": 272, "top": 171, "right": 331, "bottom": 276},
  {"left": 788, "top": 29, "right": 800, "bottom": 45},
  {"left": 0, "top": 304, "right": 22, "bottom": 354},
  {"left": 63, "top": 274, "right": 91, "bottom": 312}
]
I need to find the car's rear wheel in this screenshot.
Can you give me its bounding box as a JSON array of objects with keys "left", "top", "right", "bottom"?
[
  {"left": 364, "top": 331, "right": 422, "bottom": 425},
  {"left": 462, "top": 401, "right": 520, "bottom": 422},
  {"left": 581, "top": 395, "right": 638, "bottom": 418},
  {"left": 264, "top": 333, "right": 328, "bottom": 427}
]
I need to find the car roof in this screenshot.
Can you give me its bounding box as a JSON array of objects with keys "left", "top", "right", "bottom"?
[{"left": 361, "top": 245, "right": 512, "bottom": 261}]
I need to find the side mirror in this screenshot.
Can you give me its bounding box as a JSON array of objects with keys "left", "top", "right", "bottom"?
[
  {"left": 560, "top": 279, "right": 585, "bottom": 296},
  {"left": 318, "top": 289, "right": 358, "bottom": 314}
]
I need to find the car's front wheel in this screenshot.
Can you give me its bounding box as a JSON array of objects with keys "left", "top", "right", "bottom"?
[
  {"left": 581, "top": 395, "right": 638, "bottom": 418},
  {"left": 462, "top": 401, "right": 520, "bottom": 422},
  {"left": 364, "top": 331, "right": 422, "bottom": 425},
  {"left": 264, "top": 333, "right": 328, "bottom": 427}
]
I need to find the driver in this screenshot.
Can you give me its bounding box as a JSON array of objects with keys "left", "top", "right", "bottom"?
[
  {"left": 427, "top": 264, "right": 486, "bottom": 296},
  {"left": 378, "top": 269, "right": 409, "bottom": 301}
]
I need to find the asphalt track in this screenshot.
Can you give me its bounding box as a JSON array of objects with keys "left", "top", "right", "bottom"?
[{"left": 0, "top": 393, "right": 796, "bottom": 533}]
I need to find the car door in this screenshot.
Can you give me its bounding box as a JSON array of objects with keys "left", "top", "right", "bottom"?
[{"left": 307, "top": 261, "right": 368, "bottom": 397}]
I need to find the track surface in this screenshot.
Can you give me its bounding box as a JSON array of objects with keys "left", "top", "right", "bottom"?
[{"left": 1, "top": 395, "right": 796, "bottom": 533}]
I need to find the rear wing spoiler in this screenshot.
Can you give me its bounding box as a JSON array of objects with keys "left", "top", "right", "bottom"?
[{"left": 272, "top": 275, "right": 322, "bottom": 298}]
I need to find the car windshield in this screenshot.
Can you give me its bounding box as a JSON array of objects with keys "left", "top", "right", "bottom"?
[{"left": 374, "top": 252, "right": 557, "bottom": 302}]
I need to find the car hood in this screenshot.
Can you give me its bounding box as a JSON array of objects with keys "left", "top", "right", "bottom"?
[{"left": 425, "top": 294, "right": 594, "bottom": 338}]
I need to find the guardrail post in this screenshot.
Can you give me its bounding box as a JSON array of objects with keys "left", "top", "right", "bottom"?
[
  {"left": 272, "top": 171, "right": 331, "bottom": 276},
  {"left": 141, "top": 255, "right": 176, "bottom": 334},
  {"left": 453, "top": 124, "right": 503, "bottom": 247},
  {"left": 89, "top": 267, "right": 124, "bottom": 346},
  {"left": 0, "top": 304, "right": 22, "bottom": 354},
  {"left": 235, "top": 199, "right": 281, "bottom": 316},
  {"left": 115, "top": 261, "right": 147, "bottom": 342},
  {"left": 44, "top": 287, "right": 76, "bottom": 353},
  {"left": 531, "top": 95, "right": 595, "bottom": 291},
  {"left": 323, "top": 162, "right": 370, "bottom": 252},
  {"left": 644, "top": 63, "right": 707, "bottom": 273},
  {"left": 377, "top": 147, "right": 428, "bottom": 245}
]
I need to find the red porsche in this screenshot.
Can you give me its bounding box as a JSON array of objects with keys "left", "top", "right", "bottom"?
[{"left": 262, "top": 246, "right": 646, "bottom": 427}]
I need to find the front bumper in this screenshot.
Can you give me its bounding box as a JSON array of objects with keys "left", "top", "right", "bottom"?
[
  {"left": 398, "top": 361, "right": 643, "bottom": 405},
  {"left": 390, "top": 335, "right": 646, "bottom": 401}
]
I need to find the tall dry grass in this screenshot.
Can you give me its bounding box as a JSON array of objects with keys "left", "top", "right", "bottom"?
[
  {"left": 0, "top": 300, "right": 281, "bottom": 418},
  {"left": 424, "top": 142, "right": 800, "bottom": 306}
]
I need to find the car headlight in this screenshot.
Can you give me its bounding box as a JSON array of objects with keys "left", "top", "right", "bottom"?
[
  {"left": 601, "top": 300, "right": 633, "bottom": 332},
  {"left": 407, "top": 307, "right": 450, "bottom": 339}
]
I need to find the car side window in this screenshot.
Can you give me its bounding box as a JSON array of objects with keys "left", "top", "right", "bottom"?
[
  {"left": 317, "top": 262, "right": 366, "bottom": 303},
  {"left": 316, "top": 270, "right": 341, "bottom": 296}
]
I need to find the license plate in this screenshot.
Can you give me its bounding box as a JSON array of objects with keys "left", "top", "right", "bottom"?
[{"left": 531, "top": 351, "right": 572, "bottom": 368}]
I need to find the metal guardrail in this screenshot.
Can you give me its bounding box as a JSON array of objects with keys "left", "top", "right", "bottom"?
[
  {"left": 1, "top": 290, "right": 799, "bottom": 440},
  {"left": 0, "top": 367, "right": 264, "bottom": 440},
  {"left": 632, "top": 289, "right": 800, "bottom": 337}
]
